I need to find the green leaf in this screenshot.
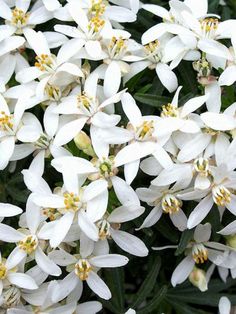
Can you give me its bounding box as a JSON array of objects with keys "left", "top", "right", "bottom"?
[
  {"left": 104, "top": 268, "right": 125, "bottom": 312},
  {"left": 137, "top": 285, "right": 168, "bottom": 314},
  {"left": 131, "top": 256, "right": 161, "bottom": 308},
  {"left": 134, "top": 93, "right": 171, "bottom": 108},
  {"left": 177, "top": 62, "right": 198, "bottom": 94},
  {"left": 175, "top": 229, "right": 194, "bottom": 256},
  {"left": 167, "top": 298, "right": 208, "bottom": 314}
]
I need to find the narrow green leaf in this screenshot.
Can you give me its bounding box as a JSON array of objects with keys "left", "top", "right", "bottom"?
[
  {"left": 134, "top": 93, "right": 171, "bottom": 107},
  {"left": 137, "top": 285, "right": 168, "bottom": 314},
  {"left": 131, "top": 256, "right": 161, "bottom": 308},
  {"left": 104, "top": 268, "right": 125, "bottom": 312},
  {"left": 175, "top": 229, "right": 194, "bottom": 256}
]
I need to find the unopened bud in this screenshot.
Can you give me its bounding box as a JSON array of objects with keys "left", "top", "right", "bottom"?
[
  {"left": 226, "top": 234, "right": 236, "bottom": 248},
  {"left": 82, "top": 60, "right": 91, "bottom": 79},
  {"left": 189, "top": 267, "right": 208, "bottom": 292},
  {"left": 74, "top": 131, "right": 95, "bottom": 157},
  {"left": 193, "top": 58, "right": 212, "bottom": 78}
]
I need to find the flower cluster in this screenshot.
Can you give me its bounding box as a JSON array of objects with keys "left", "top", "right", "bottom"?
[{"left": 0, "top": 0, "right": 235, "bottom": 312}]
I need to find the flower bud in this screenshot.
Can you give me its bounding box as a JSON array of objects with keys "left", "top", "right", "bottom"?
[
  {"left": 226, "top": 234, "right": 236, "bottom": 248},
  {"left": 193, "top": 58, "right": 212, "bottom": 78},
  {"left": 189, "top": 267, "right": 208, "bottom": 292},
  {"left": 74, "top": 131, "right": 95, "bottom": 157}
]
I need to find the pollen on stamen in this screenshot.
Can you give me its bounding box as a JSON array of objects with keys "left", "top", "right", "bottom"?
[
  {"left": 212, "top": 185, "right": 231, "bottom": 206},
  {"left": 161, "top": 194, "right": 182, "bottom": 214},
  {"left": 75, "top": 259, "right": 92, "bottom": 281},
  {"left": 192, "top": 244, "right": 208, "bottom": 264}
]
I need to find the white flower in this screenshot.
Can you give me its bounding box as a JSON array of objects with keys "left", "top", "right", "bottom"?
[
  {"left": 0, "top": 198, "right": 61, "bottom": 276},
  {"left": 136, "top": 184, "right": 187, "bottom": 231},
  {"left": 0, "top": 0, "right": 53, "bottom": 36},
  {"left": 16, "top": 29, "right": 84, "bottom": 85},
  {"left": 50, "top": 250, "right": 128, "bottom": 301},
  {"left": 125, "top": 35, "right": 179, "bottom": 93},
  {"left": 0, "top": 250, "right": 38, "bottom": 294},
  {"left": 0, "top": 95, "right": 40, "bottom": 170},
  {"left": 113, "top": 92, "right": 178, "bottom": 183},
  {"left": 32, "top": 178, "right": 109, "bottom": 245},
  {"left": 169, "top": 223, "right": 235, "bottom": 287},
  {"left": 82, "top": 205, "right": 147, "bottom": 257},
  {"left": 52, "top": 73, "right": 130, "bottom": 148}
]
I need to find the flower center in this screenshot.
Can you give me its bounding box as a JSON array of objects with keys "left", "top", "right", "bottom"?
[
  {"left": 161, "top": 103, "right": 179, "bottom": 118},
  {"left": 42, "top": 207, "right": 58, "bottom": 221},
  {"left": 45, "top": 84, "right": 61, "bottom": 101},
  {"left": 35, "top": 133, "right": 51, "bottom": 150},
  {"left": 192, "top": 243, "right": 208, "bottom": 264},
  {"left": 0, "top": 111, "right": 14, "bottom": 132},
  {"left": 97, "top": 219, "right": 111, "bottom": 240},
  {"left": 64, "top": 192, "right": 81, "bottom": 212},
  {"left": 200, "top": 17, "right": 219, "bottom": 39},
  {"left": 90, "top": 0, "right": 107, "bottom": 16},
  {"left": 1, "top": 286, "right": 21, "bottom": 309},
  {"left": 0, "top": 263, "right": 7, "bottom": 280},
  {"left": 18, "top": 235, "right": 38, "bottom": 254},
  {"left": 88, "top": 16, "right": 105, "bottom": 34},
  {"left": 193, "top": 58, "right": 212, "bottom": 77},
  {"left": 75, "top": 259, "right": 92, "bottom": 280},
  {"left": 35, "top": 54, "right": 56, "bottom": 72},
  {"left": 11, "top": 8, "right": 30, "bottom": 28},
  {"left": 194, "top": 157, "right": 209, "bottom": 176},
  {"left": 161, "top": 194, "right": 182, "bottom": 214},
  {"left": 212, "top": 185, "right": 231, "bottom": 206},
  {"left": 144, "top": 40, "right": 161, "bottom": 63},
  {"left": 136, "top": 121, "right": 155, "bottom": 141},
  {"left": 108, "top": 37, "right": 127, "bottom": 59}
]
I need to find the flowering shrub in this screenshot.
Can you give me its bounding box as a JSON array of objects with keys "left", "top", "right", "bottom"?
[{"left": 0, "top": 0, "right": 236, "bottom": 313}]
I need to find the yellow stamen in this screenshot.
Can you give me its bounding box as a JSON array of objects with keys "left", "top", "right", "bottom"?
[{"left": 75, "top": 259, "right": 92, "bottom": 281}]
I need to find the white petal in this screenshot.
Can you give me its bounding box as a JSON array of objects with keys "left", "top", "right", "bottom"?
[
  {"left": 104, "top": 61, "right": 121, "bottom": 98},
  {"left": 218, "top": 220, "right": 236, "bottom": 235},
  {"left": 187, "top": 195, "right": 213, "bottom": 229},
  {"left": 205, "top": 81, "right": 221, "bottom": 112},
  {"left": 35, "top": 246, "right": 62, "bottom": 276},
  {"left": 219, "top": 297, "right": 231, "bottom": 314},
  {"left": 76, "top": 301, "right": 102, "bottom": 314},
  {"left": 111, "top": 176, "right": 140, "bottom": 205},
  {"left": 85, "top": 40, "right": 102, "bottom": 59},
  {"left": 137, "top": 205, "right": 162, "bottom": 229},
  {"left": 108, "top": 205, "right": 144, "bottom": 223},
  {"left": 111, "top": 229, "right": 148, "bottom": 257},
  {"left": 49, "top": 249, "right": 77, "bottom": 266},
  {"left": 141, "top": 23, "right": 168, "bottom": 45},
  {"left": 54, "top": 118, "right": 87, "bottom": 146},
  {"left": 26, "top": 198, "right": 41, "bottom": 234},
  {"left": 52, "top": 272, "right": 79, "bottom": 303},
  {"left": 50, "top": 212, "right": 74, "bottom": 248},
  {"left": 177, "top": 133, "right": 211, "bottom": 162},
  {"left": 83, "top": 179, "right": 108, "bottom": 202},
  {"left": 57, "top": 38, "right": 85, "bottom": 64},
  {"left": 0, "top": 223, "right": 23, "bottom": 242},
  {"left": 169, "top": 209, "right": 187, "bottom": 231},
  {"left": 115, "top": 142, "right": 157, "bottom": 167},
  {"left": 90, "top": 254, "right": 129, "bottom": 268},
  {"left": 181, "top": 94, "right": 208, "bottom": 118},
  {"left": 6, "top": 247, "right": 26, "bottom": 269},
  {"left": 0, "top": 36, "right": 25, "bottom": 57},
  {"left": 78, "top": 211, "right": 98, "bottom": 241},
  {"left": 0, "top": 203, "right": 22, "bottom": 217},
  {"left": 8, "top": 272, "right": 38, "bottom": 290},
  {"left": 121, "top": 92, "right": 142, "bottom": 126},
  {"left": 198, "top": 39, "right": 231, "bottom": 60},
  {"left": 219, "top": 66, "right": 236, "bottom": 86},
  {"left": 201, "top": 112, "right": 236, "bottom": 131},
  {"left": 0, "top": 137, "right": 15, "bottom": 170},
  {"left": 15, "top": 67, "right": 42, "bottom": 83},
  {"left": 124, "top": 159, "right": 140, "bottom": 184},
  {"left": 171, "top": 255, "right": 195, "bottom": 286},
  {"left": 155, "top": 63, "right": 178, "bottom": 93},
  {"left": 194, "top": 223, "right": 211, "bottom": 243},
  {"left": 86, "top": 271, "right": 111, "bottom": 300},
  {"left": 24, "top": 29, "right": 50, "bottom": 56}
]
